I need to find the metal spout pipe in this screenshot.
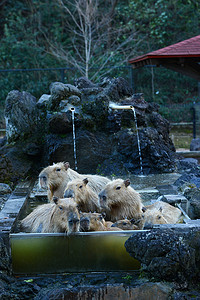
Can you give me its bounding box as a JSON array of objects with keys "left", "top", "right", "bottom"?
[{"left": 109, "top": 103, "right": 133, "bottom": 110}]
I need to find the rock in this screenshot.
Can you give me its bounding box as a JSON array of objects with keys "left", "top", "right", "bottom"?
[
  {"left": 125, "top": 228, "right": 200, "bottom": 283},
  {"left": 36, "top": 94, "right": 51, "bottom": 109},
  {"left": 48, "top": 82, "right": 81, "bottom": 110},
  {"left": 48, "top": 112, "right": 73, "bottom": 134},
  {"left": 0, "top": 76, "right": 179, "bottom": 181},
  {"left": 174, "top": 174, "right": 200, "bottom": 189},
  {"left": 176, "top": 158, "right": 199, "bottom": 174},
  {"left": 190, "top": 138, "right": 200, "bottom": 151},
  {"left": 40, "top": 282, "right": 172, "bottom": 300},
  {"left": 183, "top": 188, "right": 200, "bottom": 219},
  {"left": 4, "top": 90, "right": 38, "bottom": 142},
  {"left": 74, "top": 77, "right": 96, "bottom": 89},
  {"left": 44, "top": 130, "right": 111, "bottom": 173},
  {"left": 0, "top": 184, "right": 12, "bottom": 195}
]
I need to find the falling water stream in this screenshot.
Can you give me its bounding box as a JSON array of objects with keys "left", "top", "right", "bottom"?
[
  {"left": 109, "top": 102, "right": 143, "bottom": 175},
  {"left": 70, "top": 107, "right": 78, "bottom": 170},
  {"left": 131, "top": 106, "right": 143, "bottom": 175}
]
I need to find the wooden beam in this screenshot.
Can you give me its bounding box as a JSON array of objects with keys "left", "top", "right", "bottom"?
[{"left": 161, "top": 61, "right": 200, "bottom": 81}]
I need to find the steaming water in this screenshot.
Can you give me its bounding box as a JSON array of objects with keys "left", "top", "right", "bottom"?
[{"left": 71, "top": 109, "right": 78, "bottom": 170}]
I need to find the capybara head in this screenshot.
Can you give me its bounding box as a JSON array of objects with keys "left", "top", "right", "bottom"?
[
  {"left": 140, "top": 207, "right": 168, "bottom": 229},
  {"left": 52, "top": 196, "right": 80, "bottom": 234},
  {"left": 79, "top": 212, "right": 106, "bottom": 231},
  {"left": 111, "top": 219, "right": 138, "bottom": 230},
  {"left": 64, "top": 178, "right": 89, "bottom": 200},
  {"left": 39, "top": 162, "right": 70, "bottom": 190},
  {"left": 98, "top": 178, "right": 131, "bottom": 209}
]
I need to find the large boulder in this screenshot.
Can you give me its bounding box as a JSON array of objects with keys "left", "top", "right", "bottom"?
[
  {"left": 4, "top": 90, "right": 38, "bottom": 143},
  {"left": 125, "top": 227, "right": 200, "bottom": 283}
]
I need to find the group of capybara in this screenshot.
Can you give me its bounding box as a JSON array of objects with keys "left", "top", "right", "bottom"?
[{"left": 20, "top": 162, "right": 183, "bottom": 235}]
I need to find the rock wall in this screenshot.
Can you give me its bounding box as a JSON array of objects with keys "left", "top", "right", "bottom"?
[
  {"left": 125, "top": 225, "right": 200, "bottom": 283},
  {"left": 0, "top": 77, "right": 178, "bottom": 183}
]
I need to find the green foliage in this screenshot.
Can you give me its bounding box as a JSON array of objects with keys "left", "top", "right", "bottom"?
[{"left": 0, "top": 0, "right": 200, "bottom": 124}]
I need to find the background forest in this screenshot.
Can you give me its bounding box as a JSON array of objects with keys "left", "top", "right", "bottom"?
[{"left": 0, "top": 0, "right": 200, "bottom": 126}]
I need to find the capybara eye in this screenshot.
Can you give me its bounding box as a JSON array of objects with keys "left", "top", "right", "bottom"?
[
  {"left": 56, "top": 168, "right": 61, "bottom": 172},
  {"left": 79, "top": 185, "right": 83, "bottom": 189},
  {"left": 123, "top": 222, "right": 127, "bottom": 225},
  {"left": 158, "top": 216, "right": 161, "bottom": 219},
  {"left": 116, "top": 186, "right": 121, "bottom": 190},
  {"left": 59, "top": 206, "right": 63, "bottom": 210}
]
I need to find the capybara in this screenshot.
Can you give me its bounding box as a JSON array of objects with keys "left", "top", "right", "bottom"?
[
  {"left": 98, "top": 178, "right": 143, "bottom": 222},
  {"left": 21, "top": 197, "right": 80, "bottom": 234},
  {"left": 104, "top": 221, "right": 123, "bottom": 231},
  {"left": 79, "top": 212, "right": 106, "bottom": 231},
  {"left": 39, "top": 162, "right": 110, "bottom": 202},
  {"left": 145, "top": 200, "right": 183, "bottom": 224},
  {"left": 138, "top": 206, "right": 168, "bottom": 229},
  {"left": 111, "top": 219, "right": 139, "bottom": 230},
  {"left": 64, "top": 178, "right": 101, "bottom": 213},
  {"left": 137, "top": 201, "right": 183, "bottom": 229}
]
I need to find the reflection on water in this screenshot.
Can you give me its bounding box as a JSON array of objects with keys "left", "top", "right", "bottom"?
[{"left": 11, "top": 232, "right": 140, "bottom": 274}]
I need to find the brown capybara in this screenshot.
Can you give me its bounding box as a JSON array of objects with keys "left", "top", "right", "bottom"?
[
  {"left": 79, "top": 212, "right": 106, "bottom": 232},
  {"left": 144, "top": 201, "right": 183, "bottom": 224},
  {"left": 21, "top": 197, "right": 80, "bottom": 234},
  {"left": 111, "top": 219, "right": 139, "bottom": 230},
  {"left": 138, "top": 206, "right": 168, "bottom": 229},
  {"left": 64, "top": 178, "right": 101, "bottom": 213},
  {"left": 137, "top": 201, "right": 183, "bottom": 229},
  {"left": 39, "top": 162, "right": 110, "bottom": 202},
  {"left": 98, "top": 178, "right": 143, "bottom": 222},
  {"left": 104, "top": 221, "right": 123, "bottom": 231}
]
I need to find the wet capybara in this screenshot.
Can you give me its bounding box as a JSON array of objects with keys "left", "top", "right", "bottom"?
[
  {"left": 21, "top": 197, "right": 80, "bottom": 234},
  {"left": 79, "top": 212, "right": 106, "bottom": 232},
  {"left": 39, "top": 162, "right": 110, "bottom": 202},
  {"left": 138, "top": 200, "right": 183, "bottom": 229},
  {"left": 98, "top": 178, "right": 143, "bottom": 222},
  {"left": 64, "top": 178, "right": 101, "bottom": 213},
  {"left": 104, "top": 221, "right": 123, "bottom": 231},
  {"left": 111, "top": 219, "right": 139, "bottom": 230}
]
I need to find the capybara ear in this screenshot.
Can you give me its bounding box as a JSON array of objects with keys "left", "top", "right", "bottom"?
[
  {"left": 64, "top": 162, "right": 70, "bottom": 170},
  {"left": 124, "top": 179, "right": 130, "bottom": 187},
  {"left": 142, "top": 206, "right": 147, "bottom": 212},
  {"left": 53, "top": 196, "right": 59, "bottom": 204},
  {"left": 83, "top": 178, "right": 88, "bottom": 185}
]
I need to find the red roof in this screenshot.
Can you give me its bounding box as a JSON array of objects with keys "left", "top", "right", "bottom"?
[{"left": 129, "top": 35, "right": 200, "bottom": 64}]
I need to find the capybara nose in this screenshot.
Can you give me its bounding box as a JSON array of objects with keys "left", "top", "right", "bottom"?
[
  {"left": 39, "top": 174, "right": 47, "bottom": 182},
  {"left": 64, "top": 189, "right": 74, "bottom": 198},
  {"left": 69, "top": 218, "right": 80, "bottom": 225},
  {"left": 143, "top": 222, "right": 153, "bottom": 229},
  {"left": 98, "top": 191, "right": 106, "bottom": 201}
]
